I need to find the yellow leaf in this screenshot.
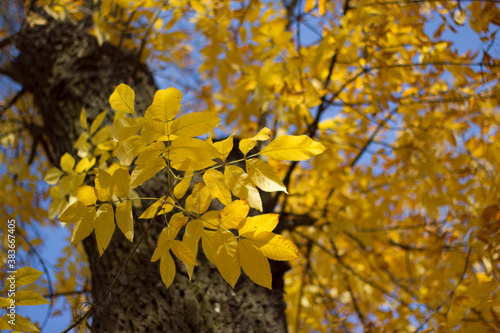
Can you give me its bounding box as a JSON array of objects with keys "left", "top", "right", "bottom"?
[
  {"left": 169, "top": 137, "right": 221, "bottom": 170},
  {"left": 246, "top": 158, "right": 288, "bottom": 193},
  {"left": 94, "top": 168, "right": 114, "bottom": 202},
  {"left": 110, "top": 117, "right": 141, "bottom": 142},
  {"left": 58, "top": 201, "right": 87, "bottom": 223},
  {"left": 80, "top": 108, "right": 88, "bottom": 131},
  {"left": 116, "top": 201, "right": 134, "bottom": 242},
  {"left": 116, "top": 137, "right": 146, "bottom": 165},
  {"left": 171, "top": 240, "right": 197, "bottom": 266},
  {"left": 251, "top": 232, "right": 300, "bottom": 261},
  {"left": 186, "top": 182, "right": 212, "bottom": 214},
  {"left": 239, "top": 239, "right": 272, "bottom": 289},
  {"left": 0, "top": 317, "right": 10, "bottom": 330},
  {"left": 3, "top": 313, "right": 40, "bottom": 332},
  {"left": 183, "top": 219, "right": 203, "bottom": 279},
  {"left": 60, "top": 153, "right": 75, "bottom": 173},
  {"left": 112, "top": 168, "right": 131, "bottom": 199},
  {"left": 94, "top": 204, "right": 115, "bottom": 256},
  {"left": 145, "top": 87, "right": 182, "bottom": 122},
  {"left": 239, "top": 127, "right": 271, "bottom": 156},
  {"left": 151, "top": 227, "right": 171, "bottom": 262},
  {"left": 139, "top": 196, "right": 175, "bottom": 219},
  {"left": 169, "top": 112, "right": 220, "bottom": 137},
  {"left": 259, "top": 135, "right": 326, "bottom": 161},
  {"left": 304, "top": 0, "right": 315, "bottom": 12},
  {"left": 213, "top": 230, "right": 240, "bottom": 288},
  {"left": 13, "top": 291, "right": 49, "bottom": 306},
  {"left": 90, "top": 111, "right": 107, "bottom": 135},
  {"left": 109, "top": 83, "right": 135, "bottom": 115},
  {"left": 77, "top": 186, "right": 97, "bottom": 206},
  {"left": 200, "top": 210, "right": 219, "bottom": 229},
  {"left": 214, "top": 135, "right": 234, "bottom": 161},
  {"left": 74, "top": 132, "right": 90, "bottom": 149},
  {"left": 318, "top": 0, "right": 325, "bottom": 14},
  {"left": 6, "top": 267, "right": 42, "bottom": 289},
  {"left": 173, "top": 169, "right": 193, "bottom": 199},
  {"left": 160, "top": 252, "right": 176, "bottom": 289},
  {"left": 134, "top": 141, "right": 166, "bottom": 165},
  {"left": 202, "top": 229, "right": 216, "bottom": 264},
  {"left": 169, "top": 213, "right": 189, "bottom": 229},
  {"left": 239, "top": 214, "right": 279, "bottom": 237},
  {"left": 141, "top": 118, "right": 167, "bottom": 144},
  {"left": 130, "top": 157, "right": 166, "bottom": 188},
  {"left": 225, "top": 165, "right": 263, "bottom": 211},
  {"left": 44, "top": 167, "right": 63, "bottom": 185},
  {"left": 218, "top": 200, "right": 249, "bottom": 229},
  {"left": 0, "top": 298, "right": 11, "bottom": 308},
  {"left": 71, "top": 207, "right": 96, "bottom": 243},
  {"left": 203, "top": 169, "right": 232, "bottom": 206},
  {"left": 74, "top": 156, "right": 95, "bottom": 173}
]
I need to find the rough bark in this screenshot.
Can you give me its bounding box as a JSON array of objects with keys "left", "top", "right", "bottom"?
[{"left": 7, "top": 12, "right": 289, "bottom": 333}]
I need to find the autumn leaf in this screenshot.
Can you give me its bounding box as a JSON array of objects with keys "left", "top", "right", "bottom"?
[
  {"left": 259, "top": 135, "right": 326, "bottom": 161},
  {"left": 109, "top": 83, "right": 136, "bottom": 115}
]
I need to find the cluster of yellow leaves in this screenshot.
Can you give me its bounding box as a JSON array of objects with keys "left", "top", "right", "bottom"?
[
  {"left": 0, "top": 267, "right": 49, "bottom": 332},
  {"left": 24, "top": 0, "right": 500, "bottom": 330},
  {"left": 49, "top": 84, "right": 325, "bottom": 288}
]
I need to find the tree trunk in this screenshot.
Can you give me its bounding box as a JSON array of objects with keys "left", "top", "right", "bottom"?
[{"left": 7, "top": 13, "right": 289, "bottom": 332}]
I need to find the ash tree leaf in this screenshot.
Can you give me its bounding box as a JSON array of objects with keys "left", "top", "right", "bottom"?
[
  {"left": 109, "top": 83, "right": 136, "bottom": 115},
  {"left": 202, "top": 229, "right": 216, "bottom": 265},
  {"left": 116, "top": 137, "right": 146, "bottom": 166},
  {"left": 169, "top": 112, "right": 220, "bottom": 137},
  {"left": 3, "top": 314, "right": 40, "bottom": 332},
  {"left": 239, "top": 239, "right": 272, "bottom": 289},
  {"left": 44, "top": 167, "right": 63, "bottom": 185},
  {"left": 0, "top": 317, "right": 10, "bottom": 330},
  {"left": 90, "top": 111, "right": 107, "bottom": 135},
  {"left": 239, "top": 127, "right": 271, "bottom": 156},
  {"left": 77, "top": 186, "right": 97, "bottom": 206},
  {"left": 182, "top": 219, "right": 203, "bottom": 279},
  {"left": 14, "top": 291, "right": 49, "bottom": 306},
  {"left": 250, "top": 232, "right": 300, "bottom": 261},
  {"left": 145, "top": 87, "right": 182, "bottom": 122},
  {"left": 80, "top": 108, "right": 88, "bottom": 131},
  {"left": 246, "top": 158, "right": 288, "bottom": 193},
  {"left": 71, "top": 207, "right": 97, "bottom": 243},
  {"left": 160, "top": 252, "right": 176, "bottom": 289},
  {"left": 58, "top": 201, "right": 87, "bottom": 223},
  {"left": 110, "top": 117, "right": 141, "bottom": 142},
  {"left": 213, "top": 135, "right": 234, "bottom": 161},
  {"left": 60, "top": 153, "right": 75, "bottom": 173},
  {"left": 168, "top": 137, "right": 222, "bottom": 170},
  {"left": 116, "top": 200, "right": 134, "bottom": 242},
  {"left": 203, "top": 169, "right": 232, "bottom": 206},
  {"left": 259, "top": 135, "right": 326, "bottom": 161},
  {"left": 6, "top": 267, "right": 42, "bottom": 289},
  {"left": 171, "top": 240, "right": 198, "bottom": 266},
  {"left": 94, "top": 168, "right": 114, "bottom": 202},
  {"left": 94, "top": 203, "right": 115, "bottom": 256},
  {"left": 186, "top": 182, "right": 213, "bottom": 214},
  {"left": 173, "top": 169, "right": 193, "bottom": 199},
  {"left": 213, "top": 230, "right": 240, "bottom": 288},
  {"left": 218, "top": 200, "right": 249, "bottom": 229},
  {"left": 238, "top": 214, "right": 279, "bottom": 237},
  {"left": 130, "top": 157, "right": 166, "bottom": 188},
  {"left": 112, "top": 168, "right": 131, "bottom": 199},
  {"left": 139, "top": 196, "right": 175, "bottom": 219},
  {"left": 225, "top": 165, "right": 263, "bottom": 211}
]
